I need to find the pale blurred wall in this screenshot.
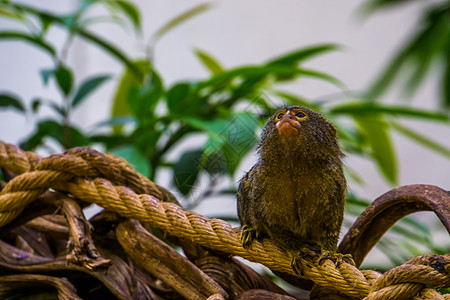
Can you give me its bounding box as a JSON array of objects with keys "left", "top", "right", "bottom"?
[{"left": 1, "top": 0, "right": 449, "bottom": 205}]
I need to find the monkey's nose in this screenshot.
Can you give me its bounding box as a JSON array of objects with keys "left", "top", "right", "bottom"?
[{"left": 283, "top": 114, "right": 296, "bottom": 120}]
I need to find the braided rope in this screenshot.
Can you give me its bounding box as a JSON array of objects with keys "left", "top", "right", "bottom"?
[{"left": 0, "top": 141, "right": 448, "bottom": 299}]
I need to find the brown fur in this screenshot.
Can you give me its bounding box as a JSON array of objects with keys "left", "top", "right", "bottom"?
[{"left": 237, "top": 106, "right": 346, "bottom": 252}]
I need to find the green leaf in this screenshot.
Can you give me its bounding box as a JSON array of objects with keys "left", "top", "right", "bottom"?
[
  {"left": 0, "top": 31, "right": 56, "bottom": 55},
  {"left": 151, "top": 2, "right": 213, "bottom": 42},
  {"left": 38, "top": 14, "right": 53, "bottom": 35},
  {"left": 47, "top": 100, "right": 67, "bottom": 118},
  {"left": 330, "top": 102, "right": 449, "bottom": 122},
  {"left": 366, "top": 3, "right": 450, "bottom": 102},
  {"left": 54, "top": 65, "right": 73, "bottom": 96},
  {"left": 111, "top": 60, "right": 152, "bottom": 133},
  {"left": 90, "top": 134, "right": 126, "bottom": 150},
  {"left": 194, "top": 48, "right": 224, "bottom": 74},
  {"left": 134, "top": 129, "right": 160, "bottom": 156},
  {"left": 128, "top": 86, "right": 162, "bottom": 118},
  {"left": 390, "top": 121, "right": 450, "bottom": 159},
  {"left": 92, "top": 116, "right": 137, "bottom": 129},
  {"left": 442, "top": 56, "right": 450, "bottom": 108},
  {"left": 31, "top": 98, "right": 42, "bottom": 113},
  {"left": 0, "top": 93, "right": 25, "bottom": 112},
  {"left": 40, "top": 68, "right": 53, "bottom": 85},
  {"left": 20, "top": 120, "right": 88, "bottom": 150},
  {"left": 71, "top": 74, "right": 111, "bottom": 107},
  {"left": 404, "top": 11, "right": 449, "bottom": 97},
  {"left": 167, "top": 83, "right": 190, "bottom": 112},
  {"left": 5, "top": 2, "right": 140, "bottom": 74},
  {"left": 173, "top": 149, "right": 203, "bottom": 195},
  {"left": 391, "top": 216, "right": 433, "bottom": 246},
  {"left": 111, "top": 144, "right": 150, "bottom": 177},
  {"left": 185, "top": 117, "right": 229, "bottom": 137},
  {"left": 221, "top": 112, "right": 258, "bottom": 174},
  {"left": 271, "top": 90, "right": 318, "bottom": 110},
  {"left": 359, "top": 0, "right": 419, "bottom": 16},
  {"left": 266, "top": 44, "right": 340, "bottom": 66},
  {"left": 354, "top": 116, "right": 397, "bottom": 184},
  {"left": 40, "top": 65, "right": 74, "bottom": 96},
  {"left": 115, "top": 0, "right": 141, "bottom": 32},
  {"left": 187, "top": 112, "right": 259, "bottom": 175}
]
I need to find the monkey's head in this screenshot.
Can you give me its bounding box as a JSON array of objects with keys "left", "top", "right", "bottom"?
[{"left": 257, "top": 106, "right": 342, "bottom": 162}]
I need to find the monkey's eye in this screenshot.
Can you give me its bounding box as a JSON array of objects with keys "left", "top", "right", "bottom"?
[
  {"left": 277, "top": 113, "right": 284, "bottom": 119},
  {"left": 295, "top": 112, "right": 306, "bottom": 118}
]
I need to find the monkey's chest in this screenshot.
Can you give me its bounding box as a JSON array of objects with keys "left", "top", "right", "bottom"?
[{"left": 255, "top": 175, "right": 325, "bottom": 234}]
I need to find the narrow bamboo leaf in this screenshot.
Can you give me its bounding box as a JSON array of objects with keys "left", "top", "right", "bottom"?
[
  {"left": 71, "top": 74, "right": 111, "bottom": 107},
  {"left": 115, "top": 0, "right": 141, "bottom": 32},
  {"left": 330, "top": 102, "right": 449, "bottom": 122},
  {"left": 404, "top": 13, "right": 449, "bottom": 97},
  {"left": 76, "top": 28, "right": 140, "bottom": 76},
  {"left": 266, "top": 44, "right": 340, "bottom": 66},
  {"left": 359, "top": 0, "right": 420, "bottom": 16},
  {"left": 194, "top": 48, "right": 224, "bottom": 75},
  {"left": 0, "top": 31, "right": 56, "bottom": 55},
  {"left": 366, "top": 41, "right": 412, "bottom": 101},
  {"left": 151, "top": 3, "right": 213, "bottom": 42},
  {"left": 0, "top": 7, "right": 25, "bottom": 21},
  {"left": 390, "top": 121, "right": 450, "bottom": 159},
  {"left": 201, "top": 65, "right": 343, "bottom": 89},
  {"left": 355, "top": 116, "right": 397, "bottom": 184},
  {"left": 0, "top": 93, "right": 25, "bottom": 112}
]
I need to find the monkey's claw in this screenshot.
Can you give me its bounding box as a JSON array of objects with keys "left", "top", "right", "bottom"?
[
  {"left": 318, "top": 251, "right": 355, "bottom": 268},
  {"left": 291, "top": 245, "right": 321, "bottom": 275},
  {"left": 240, "top": 225, "right": 260, "bottom": 249}
]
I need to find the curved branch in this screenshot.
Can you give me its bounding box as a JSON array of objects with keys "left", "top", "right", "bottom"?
[{"left": 338, "top": 184, "right": 450, "bottom": 267}]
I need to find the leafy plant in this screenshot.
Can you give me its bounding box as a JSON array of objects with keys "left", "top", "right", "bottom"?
[{"left": 361, "top": 0, "right": 450, "bottom": 108}]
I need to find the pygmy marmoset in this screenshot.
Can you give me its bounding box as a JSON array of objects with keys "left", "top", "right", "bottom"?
[{"left": 237, "top": 106, "right": 347, "bottom": 272}]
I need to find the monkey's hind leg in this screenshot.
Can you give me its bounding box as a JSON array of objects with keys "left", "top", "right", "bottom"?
[{"left": 240, "top": 225, "right": 266, "bottom": 249}]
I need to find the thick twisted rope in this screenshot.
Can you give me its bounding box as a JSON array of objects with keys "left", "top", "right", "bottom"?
[{"left": 0, "top": 141, "right": 448, "bottom": 299}]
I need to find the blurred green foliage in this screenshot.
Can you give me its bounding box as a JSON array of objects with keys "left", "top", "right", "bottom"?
[{"left": 0, "top": 0, "right": 448, "bottom": 270}]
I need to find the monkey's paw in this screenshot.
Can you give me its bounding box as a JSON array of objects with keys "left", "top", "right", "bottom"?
[
  {"left": 318, "top": 251, "right": 355, "bottom": 268},
  {"left": 291, "top": 244, "right": 321, "bottom": 275},
  {"left": 240, "top": 225, "right": 263, "bottom": 249}
]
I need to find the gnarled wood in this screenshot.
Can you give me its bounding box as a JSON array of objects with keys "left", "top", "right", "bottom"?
[{"left": 338, "top": 185, "right": 450, "bottom": 267}]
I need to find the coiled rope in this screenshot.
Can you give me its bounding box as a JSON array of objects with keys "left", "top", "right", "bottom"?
[{"left": 0, "top": 141, "right": 448, "bottom": 299}]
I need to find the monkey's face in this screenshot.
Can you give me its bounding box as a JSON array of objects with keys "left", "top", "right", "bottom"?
[
  {"left": 273, "top": 107, "right": 308, "bottom": 138},
  {"left": 258, "top": 106, "right": 340, "bottom": 160}
]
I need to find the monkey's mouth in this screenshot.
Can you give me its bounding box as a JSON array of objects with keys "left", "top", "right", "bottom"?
[{"left": 276, "top": 119, "right": 300, "bottom": 136}]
